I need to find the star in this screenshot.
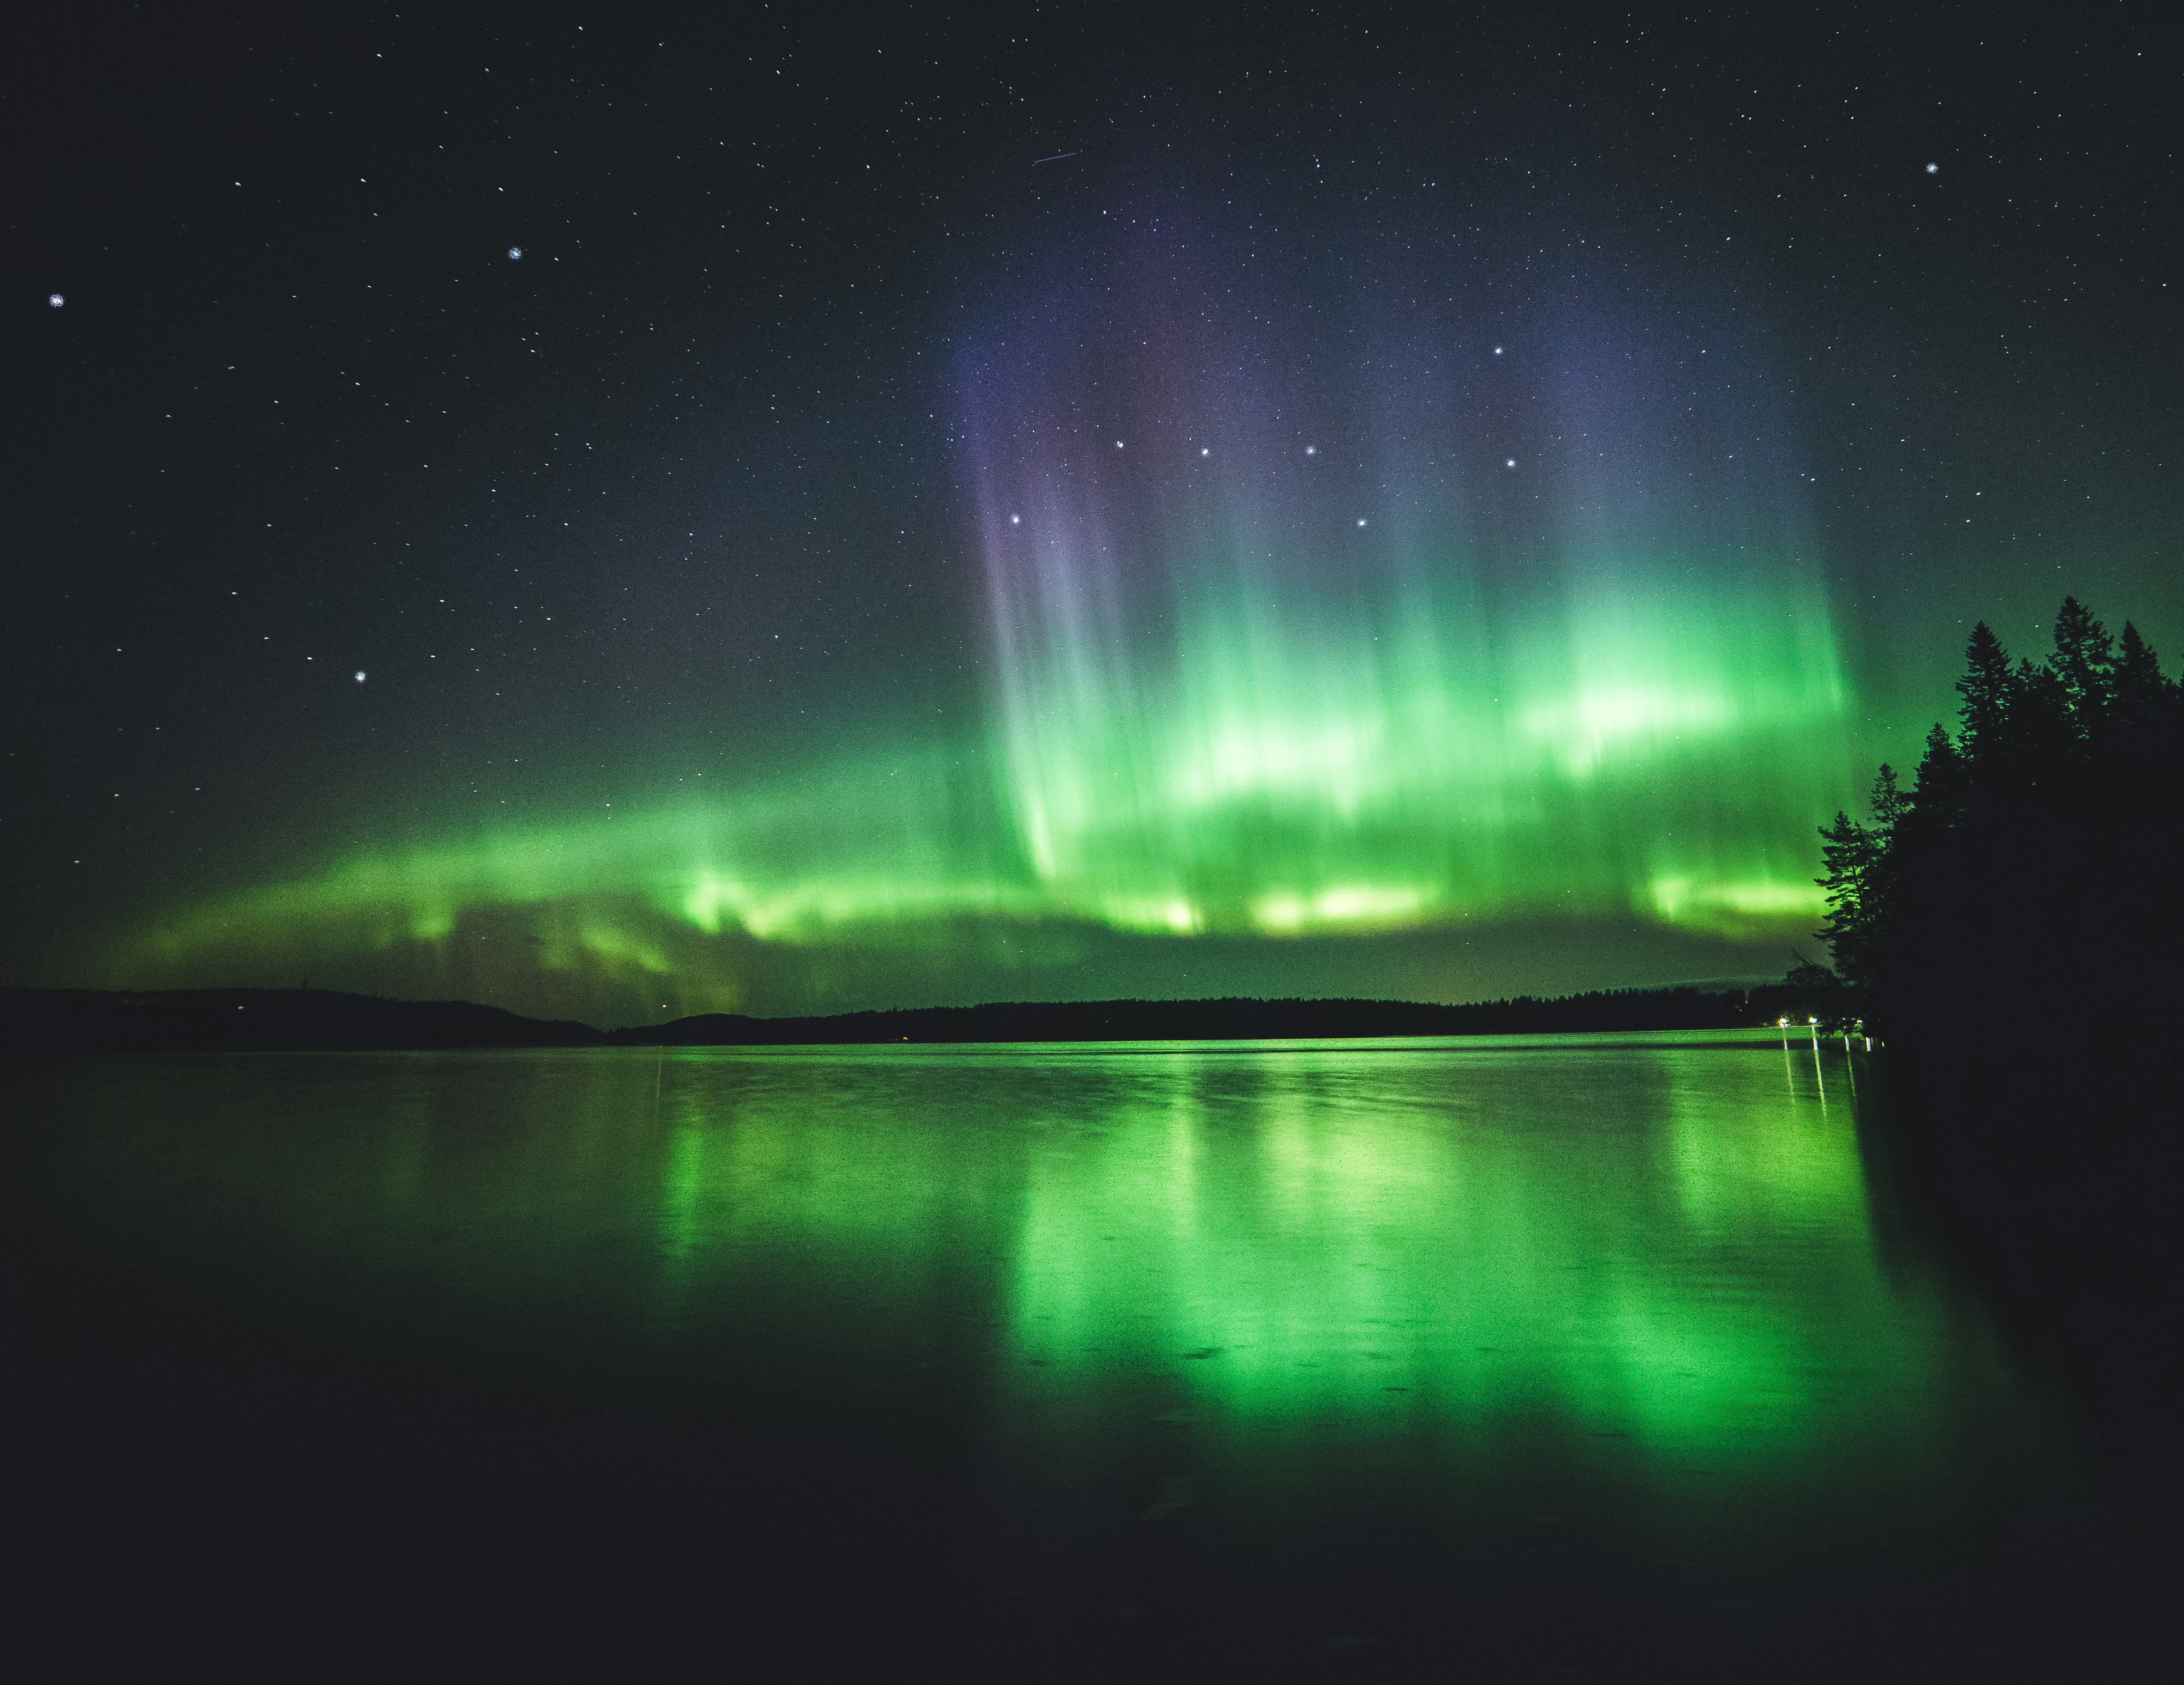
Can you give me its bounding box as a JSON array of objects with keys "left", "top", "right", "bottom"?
[
  {"left": 1356, "top": 518, "right": 1367, "bottom": 527},
  {"left": 355, "top": 671, "right": 367, "bottom": 682},
  {"left": 1493, "top": 345, "right": 1503, "bottom": 355},
  {"left": 1505, "top": 458, "right": 1516, "bottom": 468},
  {"left": 508, "top": 246, "right": 524, "bottom": 260},
  {"left": 48, "top": 293, "right": 64, "bottom": 307},
  {"left": 1010, "top": 514, "right": 1021, "bottom": 524},
  {"left": 1924, "top": 162, "right": 1938, "bottom": 174},
  {"left": 1305, "top": 446, "right": 1316, "bottom": 456}
]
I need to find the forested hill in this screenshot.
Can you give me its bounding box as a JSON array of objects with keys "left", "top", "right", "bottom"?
[
  {"left": 1815, "top": 597, "right": 2181, "bottom": 1107},
  {"left": 0, "top": 987, "right": 605, "bottom": 1053},
  {"left": 1818, "top": 596, "right": 2182, "bottom": 1054},
  {"left": 2, "top": 982, "right": 1843, "bottom": 1054},
  {"left": 607, "top": 986, "right": 1831, "bottom": 1046}
]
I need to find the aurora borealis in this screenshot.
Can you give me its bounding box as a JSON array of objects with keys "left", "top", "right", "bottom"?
[
  {"left": 117, "top": 237, "right": 1857, "bottom": 1020},
  {"left": 8, "top": 7, "right": 2178, "bottom": 1024},
  {"left": 963, "top": 230, "right": 1850, "bottom": 945}
]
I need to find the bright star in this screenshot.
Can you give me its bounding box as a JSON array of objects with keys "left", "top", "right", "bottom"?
[
  {"left": 1010, "top": 514, "right": 1021, "bottom": 524},
  {"left": 354, "top": 671, "right": 367, "bottom": 683},
  {"left": 1305, "top": 446, "right": 1316, "bottom": 456},
  {"left": 1505, "top": 458, "right": 1517, "bottom": 468},
  {"left": 1924, "top": 162, "right": 1938, "bottom": 174},
  {"left": 1115, "top": 439, "right": 1124, "bottom": 449},
  {"left": 1493, "top": 345, "right": 1503, "bottom": 355},
  {"left": 508, "top": 246, "right": 524, "bottom": 260},
  {"left": 48, "top": 293, "right": 64, "bottom": 307},
  {"left": 1199, "top": 447, "right": 1209, "bottom": 457}
]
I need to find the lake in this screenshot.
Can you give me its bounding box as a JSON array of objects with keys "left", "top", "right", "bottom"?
[{"left": 2, "top": 1037, "right": 2152, "bottom": 1675}]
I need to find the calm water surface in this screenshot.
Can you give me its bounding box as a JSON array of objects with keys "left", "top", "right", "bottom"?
[{"left": 7, "top": 1037, "right": 2130, "bottom": 1674}]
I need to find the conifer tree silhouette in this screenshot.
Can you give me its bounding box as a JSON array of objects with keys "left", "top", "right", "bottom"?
[
  {"left": 1954, "top": 621, "right": 2017, "bottom": 760},
  {"left": 2046, "top": 594, "right": 2116, "bottom": 727}
]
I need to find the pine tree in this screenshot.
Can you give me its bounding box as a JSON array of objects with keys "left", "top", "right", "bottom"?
[
  {"left": 1910, "top": 723, "right": 1964, "bottom": 829},
  {"left": 1869, "top": 761, "right": 1908, "bottom": 832},
  {"left": 2112, "top": 621, "right": 2176, "bottom": 726},
  {"left": 2012, "top": 656, "right": 2075, "bottom": 775},
  {"left": 1954, "top": 622, "right": 2016, "bottom": 762},
  {"left": 2046, "top": 595, "right": 2116, "bottom": 730},
  {"left": 1814, "top": 765, "right": 1900, "bottom": 993}
]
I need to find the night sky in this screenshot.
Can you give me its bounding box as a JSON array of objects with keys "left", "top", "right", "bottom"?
[{"left": 6, "top": 3, "right": 2178, "bottom": 1027}]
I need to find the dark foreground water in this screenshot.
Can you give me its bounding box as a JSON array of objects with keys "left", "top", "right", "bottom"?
[{"left": 1, "top": 1038, "right": 2158, "bottom": 1676}]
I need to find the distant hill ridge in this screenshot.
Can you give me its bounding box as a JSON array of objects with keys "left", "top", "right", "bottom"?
[
  {"left": 0, "top": 982, "right": 1841, "bottom": 1055},
  {"left": 0, "top": 986, "right": 603, "bottom": 1054},
  {"left": 609, "top": 987, "right": 1831, "bottom": 1046}
]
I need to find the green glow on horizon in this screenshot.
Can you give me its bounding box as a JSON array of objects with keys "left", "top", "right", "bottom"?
[
  {"left": 88, "top": 211, "right": 1881, "bottom": 1017},
  {"left": 118, "top": 538, "right": 1851, "bottom": 1007}
]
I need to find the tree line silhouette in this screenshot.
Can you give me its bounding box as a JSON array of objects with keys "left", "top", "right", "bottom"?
[
  {"left": 1815, "top": 598, "right": 2181, "bottom": 1084},
  {"left": 1814, "top": 597, "right": 2181, "bottom": 1512},
  {"left": 1817, "top": 596, "right": 2181, "bottom": 1050},
  {"left": 3, "top": 981, "right": 1849, "bottom": 1053}
]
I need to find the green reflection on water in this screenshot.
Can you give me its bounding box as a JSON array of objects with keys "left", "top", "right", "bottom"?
[
  {"left": 27, "top": 1038, "right": 2043, "bottom": 1569},
  {"left": 621, "top": 1038, "right": 2001, "bottom": 1543},
  {"left": 988, "top": 1044, "right": 1935, "bottom": 1481}
]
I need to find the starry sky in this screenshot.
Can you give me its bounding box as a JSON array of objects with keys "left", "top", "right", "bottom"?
[{"left": 5, "top": 2, "right": 2178, "bottom": 1027}]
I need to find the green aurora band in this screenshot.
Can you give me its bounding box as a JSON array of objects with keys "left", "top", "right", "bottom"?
[
  {"left": 119, "top": 576, "right": 1849, "bottom": 1016},
  {"left": 116, "top": 239, "right": 1862, "bottom": 1018}
]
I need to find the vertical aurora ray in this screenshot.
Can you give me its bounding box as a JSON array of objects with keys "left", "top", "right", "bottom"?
[{"left": 960, "top": 227, "right": 1854, "bottom": 942}]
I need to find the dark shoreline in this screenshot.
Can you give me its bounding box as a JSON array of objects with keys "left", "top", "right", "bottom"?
[{"left": 1, "top": 981, "right": 1843, "bottom": 1055}]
